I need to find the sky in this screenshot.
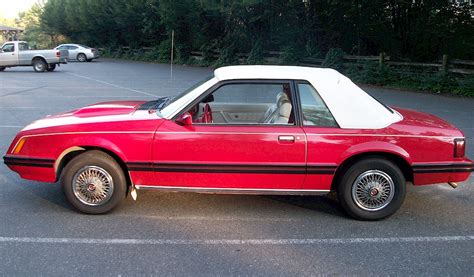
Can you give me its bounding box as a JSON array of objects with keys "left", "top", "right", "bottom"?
[{"left": 0, "top": 0, "right": 41, "bottom": 18}]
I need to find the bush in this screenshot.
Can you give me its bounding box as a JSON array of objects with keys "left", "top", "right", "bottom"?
[
  {"left": 247, "top": 40, "right": 264, "bottom": 65},
  {"left": 280, "top": 44, "right": 304, "bottom": 65},
  {"left": 322, "top": 48, "right": 345, "bottom": 71},
  {"left": 345, "top": 61, "right": 474, "bottom": 97}
]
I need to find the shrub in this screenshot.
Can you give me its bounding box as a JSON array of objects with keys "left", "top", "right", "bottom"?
[
  {"left": 247, "top": 40, "right": 264, "bottom": 65},
  {"left": 322, "top": 48, "right": 345, "bottom": 71}
]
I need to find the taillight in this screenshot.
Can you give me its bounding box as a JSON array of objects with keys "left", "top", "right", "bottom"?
[
  {"left": 454, "top": 138, "right": 465, "bottom": 158},
  {"left": 56, "top": 51, "right": 61, "bottom": 57}
]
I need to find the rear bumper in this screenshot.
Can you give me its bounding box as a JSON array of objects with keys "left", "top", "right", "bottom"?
[
  {"left": 412, "top": 160, "right": 473, "bottom": 185},
  {"left": 3, "top": 155, "right": 56, "bottom": 183}
]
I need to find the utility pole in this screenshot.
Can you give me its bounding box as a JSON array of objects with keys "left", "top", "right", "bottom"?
[{"left": 170, "top": 30, "right": 174, "bottom": 79}]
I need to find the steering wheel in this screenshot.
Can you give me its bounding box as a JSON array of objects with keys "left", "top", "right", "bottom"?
[{"left": 201, "top": 103, "right": 213, "bottom": 123}]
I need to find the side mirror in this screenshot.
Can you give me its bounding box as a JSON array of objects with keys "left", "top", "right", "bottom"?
[{"left": 176, "top": 112, "right": 193, "bottom": 126}]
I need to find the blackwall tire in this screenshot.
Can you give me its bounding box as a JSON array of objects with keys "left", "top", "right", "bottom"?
[
  {"left": 33, "top": 59, "right": 47, "bottom": 72},
  {"left": 337, "top": 158, "right": 406, "bottom": 220},
  {"left": 77, "top": 53, "right": 87, "bottom": 62},
  {"left": 47, "top": 64, "right": 56, "bottom": 72},
  {"left": 61, "top": 150, "right": 127, "bottom": 214}
]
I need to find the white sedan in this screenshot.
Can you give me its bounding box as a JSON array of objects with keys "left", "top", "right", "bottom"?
[{"left": 54, "top": 44, "right": 99, "bottom": 62}]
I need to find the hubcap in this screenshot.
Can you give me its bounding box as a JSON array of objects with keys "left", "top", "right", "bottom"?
[
  {"left": 35, "top": 63, "right": 44, "bottom": 71},
  {"left": 72, "top": 166, "right": 114, "bottom": 206},
  {"left": 351, "top": 170, "right": 395, "bottom": 211}
]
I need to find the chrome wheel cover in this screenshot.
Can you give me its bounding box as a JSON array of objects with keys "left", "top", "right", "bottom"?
[
  {"left": 351, "top": 170, "right": 395, "bottom": 211},
  {"left": 72, "top": 166, "right": 114, "bottom": 206},
  {"left": 35, "top": 62, "right": 44, "bottom": 71}
]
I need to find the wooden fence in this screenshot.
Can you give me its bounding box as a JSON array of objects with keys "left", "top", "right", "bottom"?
[{"left": 106, "top": 46, "right": 474, "bottom": 75}]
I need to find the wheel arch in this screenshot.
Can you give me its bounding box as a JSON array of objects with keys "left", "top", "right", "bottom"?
[
  {"left": 331, "top": 151, "right": 413, "bottom": 191},
  {"left": 31, "top": 55, "right": 47, "bottom": 65},
  {"left": 55, "top": 146, "right": 132, "bottom": 192}
]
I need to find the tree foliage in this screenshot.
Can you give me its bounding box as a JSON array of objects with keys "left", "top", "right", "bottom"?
[{"left": 37, "top": 0, "right": 473, "bottom": 61}]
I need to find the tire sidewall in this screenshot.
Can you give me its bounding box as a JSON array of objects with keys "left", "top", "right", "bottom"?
[
  {"left": 77, "top": 53, "right": 86, "bottom": 62},
  {"left": 33, "top": 60, "right": 46, "bottom": 72},
  {"left": 338, "top": 158, "right": 406, "bottom": 220},
  {"left": 61, "top": 151, "right": 126, "bottom": 214},
  {"left": 47, "top": 64, "right": 56, "bottom": 72}
]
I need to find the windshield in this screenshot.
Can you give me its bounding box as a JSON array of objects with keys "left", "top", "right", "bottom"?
[{"left": 158, "top": 75, "right": 213, "bottom": 112}]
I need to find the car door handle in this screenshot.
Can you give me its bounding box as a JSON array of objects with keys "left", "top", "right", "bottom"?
[{"left": 278, "top": 135, "right": 295, "bottom": 142}]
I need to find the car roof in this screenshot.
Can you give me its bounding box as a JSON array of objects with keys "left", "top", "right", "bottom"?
[
  {"left": 215, "top": 65, "right": 340, "bottom": 82},
  {"left": 214, "top": 65, "right": 402, "bottom": 129}
]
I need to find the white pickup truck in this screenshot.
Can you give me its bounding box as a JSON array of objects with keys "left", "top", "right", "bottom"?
[{"left": 0, "top": 41, "right": 68, "bottom": 72}]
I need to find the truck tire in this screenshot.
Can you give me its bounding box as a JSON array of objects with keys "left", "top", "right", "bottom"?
[
  {"left": 0, "top": 67, "right": 5, "bottom": 72},
  {"left": 33, "top": 59, "right": 47, "bottom": 72},
  {"left": 47, "top": 64, "right": 56, "bottom": 72},
  {"left": 77, "top": 53, "right": 87, "bottom": 62}
]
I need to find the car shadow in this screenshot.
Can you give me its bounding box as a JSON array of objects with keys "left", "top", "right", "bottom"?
[{"left": 263, "top": 193, "right": 346, "bottom": 218}]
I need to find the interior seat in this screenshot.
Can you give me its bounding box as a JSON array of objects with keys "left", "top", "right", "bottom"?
[
  {"left": 263, "top": 92, "right": 289, "bottom": 123},
  {"left": 274, "top": 102, "right": 292, "bottom": 124}
]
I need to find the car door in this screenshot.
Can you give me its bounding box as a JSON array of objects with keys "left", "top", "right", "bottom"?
[
  {"left": 0, "top": 43, "right": 18, "bottom": 66},
  {"left": 150, "top": 80, "right": 307, "bottom": 191},
  {"left": 296, "top": 81, "right": 341, "bottom": 191},
  {"left": 67, "top": 45, "right": 79, "bottom": 59}
]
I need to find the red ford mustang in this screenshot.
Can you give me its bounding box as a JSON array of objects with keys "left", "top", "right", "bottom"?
[{"left": 3, "top": 66, "right": 473, "bottom": 220}]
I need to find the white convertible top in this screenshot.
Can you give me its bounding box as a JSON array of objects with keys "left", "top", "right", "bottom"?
[{"left": 214, "top": 65, "right": 402, "bottom": 129}]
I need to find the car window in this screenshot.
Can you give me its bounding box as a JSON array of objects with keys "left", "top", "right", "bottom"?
[
  {"left": 2, "top": 44, "right": 15, "bottom": 52},
  {"left": 78, "top": 44, "right": 90, "bottom": 49},
  {"left": 298, "top": 82, "right": 338, "bottom": 127},
  {"left": 187, "top": 82, "right": 295, "bottom": 125},
  {"left": 18, "top": 43, "right": 29, "bottom": 51},
  {"left": 68, "top": 46, "right": 79, "bottom": 50}
]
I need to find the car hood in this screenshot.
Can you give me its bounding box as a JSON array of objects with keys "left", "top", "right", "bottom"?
[
  {"left": 22, "top": 100, "right": 158, "bottom": 131},
  {"left": 52, "top": 101, "right": 147, "bottom": 118}
]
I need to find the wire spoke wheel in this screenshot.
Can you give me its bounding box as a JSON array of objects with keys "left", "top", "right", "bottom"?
[
  {"left": 351, "top": 170, "right": 395, "bottom": 211},
  {"left": 72, "top": 166, "right": 114, "bottom": 206}
]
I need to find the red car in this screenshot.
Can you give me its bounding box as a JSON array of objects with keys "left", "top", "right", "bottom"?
[{"left": 3, "top": 66, "right": 473, "bottom": 220}]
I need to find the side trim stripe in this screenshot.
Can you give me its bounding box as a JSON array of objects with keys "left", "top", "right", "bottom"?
[
  {"left": 135, "top": 185, "right": 330, "bottom": 195},
  {"left": 3, "top": 156, "right": 55, "bottom": 168},
  {"left": 127, "top": 162, "right": 337, "bottom": 175},
  {"left": 412, "top": 162, "right": 474, "bottom": 173}
]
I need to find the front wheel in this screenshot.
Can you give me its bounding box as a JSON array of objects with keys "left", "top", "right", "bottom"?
[
  {"left": 32, "top": 59, "right": 47, "bottom": 72},
  {"left": 337, "top": 158, "right": 406, "bottom": 220},
  {"left": 61, "top": 150, "right": 127, "bottom": 214}
]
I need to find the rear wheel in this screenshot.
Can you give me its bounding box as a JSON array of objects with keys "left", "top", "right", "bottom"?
[
  {"left": 32, "top": 59, "right": 47, "bottom": 72},
  {"left": 61, "top": 150, "right": 127, "bottom": 214},
  {"left": 337, "top": 158, "right": 406, "bottom": 220},
  {"left": 77, "top": 53, "right": 87, "bottom": 62},
  {"left": 47, "top": 64, "right": 56, "bottom": 72}
]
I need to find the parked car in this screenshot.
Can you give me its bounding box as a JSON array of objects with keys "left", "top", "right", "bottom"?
[
  {"left": 3, "top": 66, "right": 473, "bottom": 220},
  {"left": 54, "top": 44, "right": 99, "bottom": 62},
  {"left": 0, "top": 41, "right": 67, "bottom": 72}
]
